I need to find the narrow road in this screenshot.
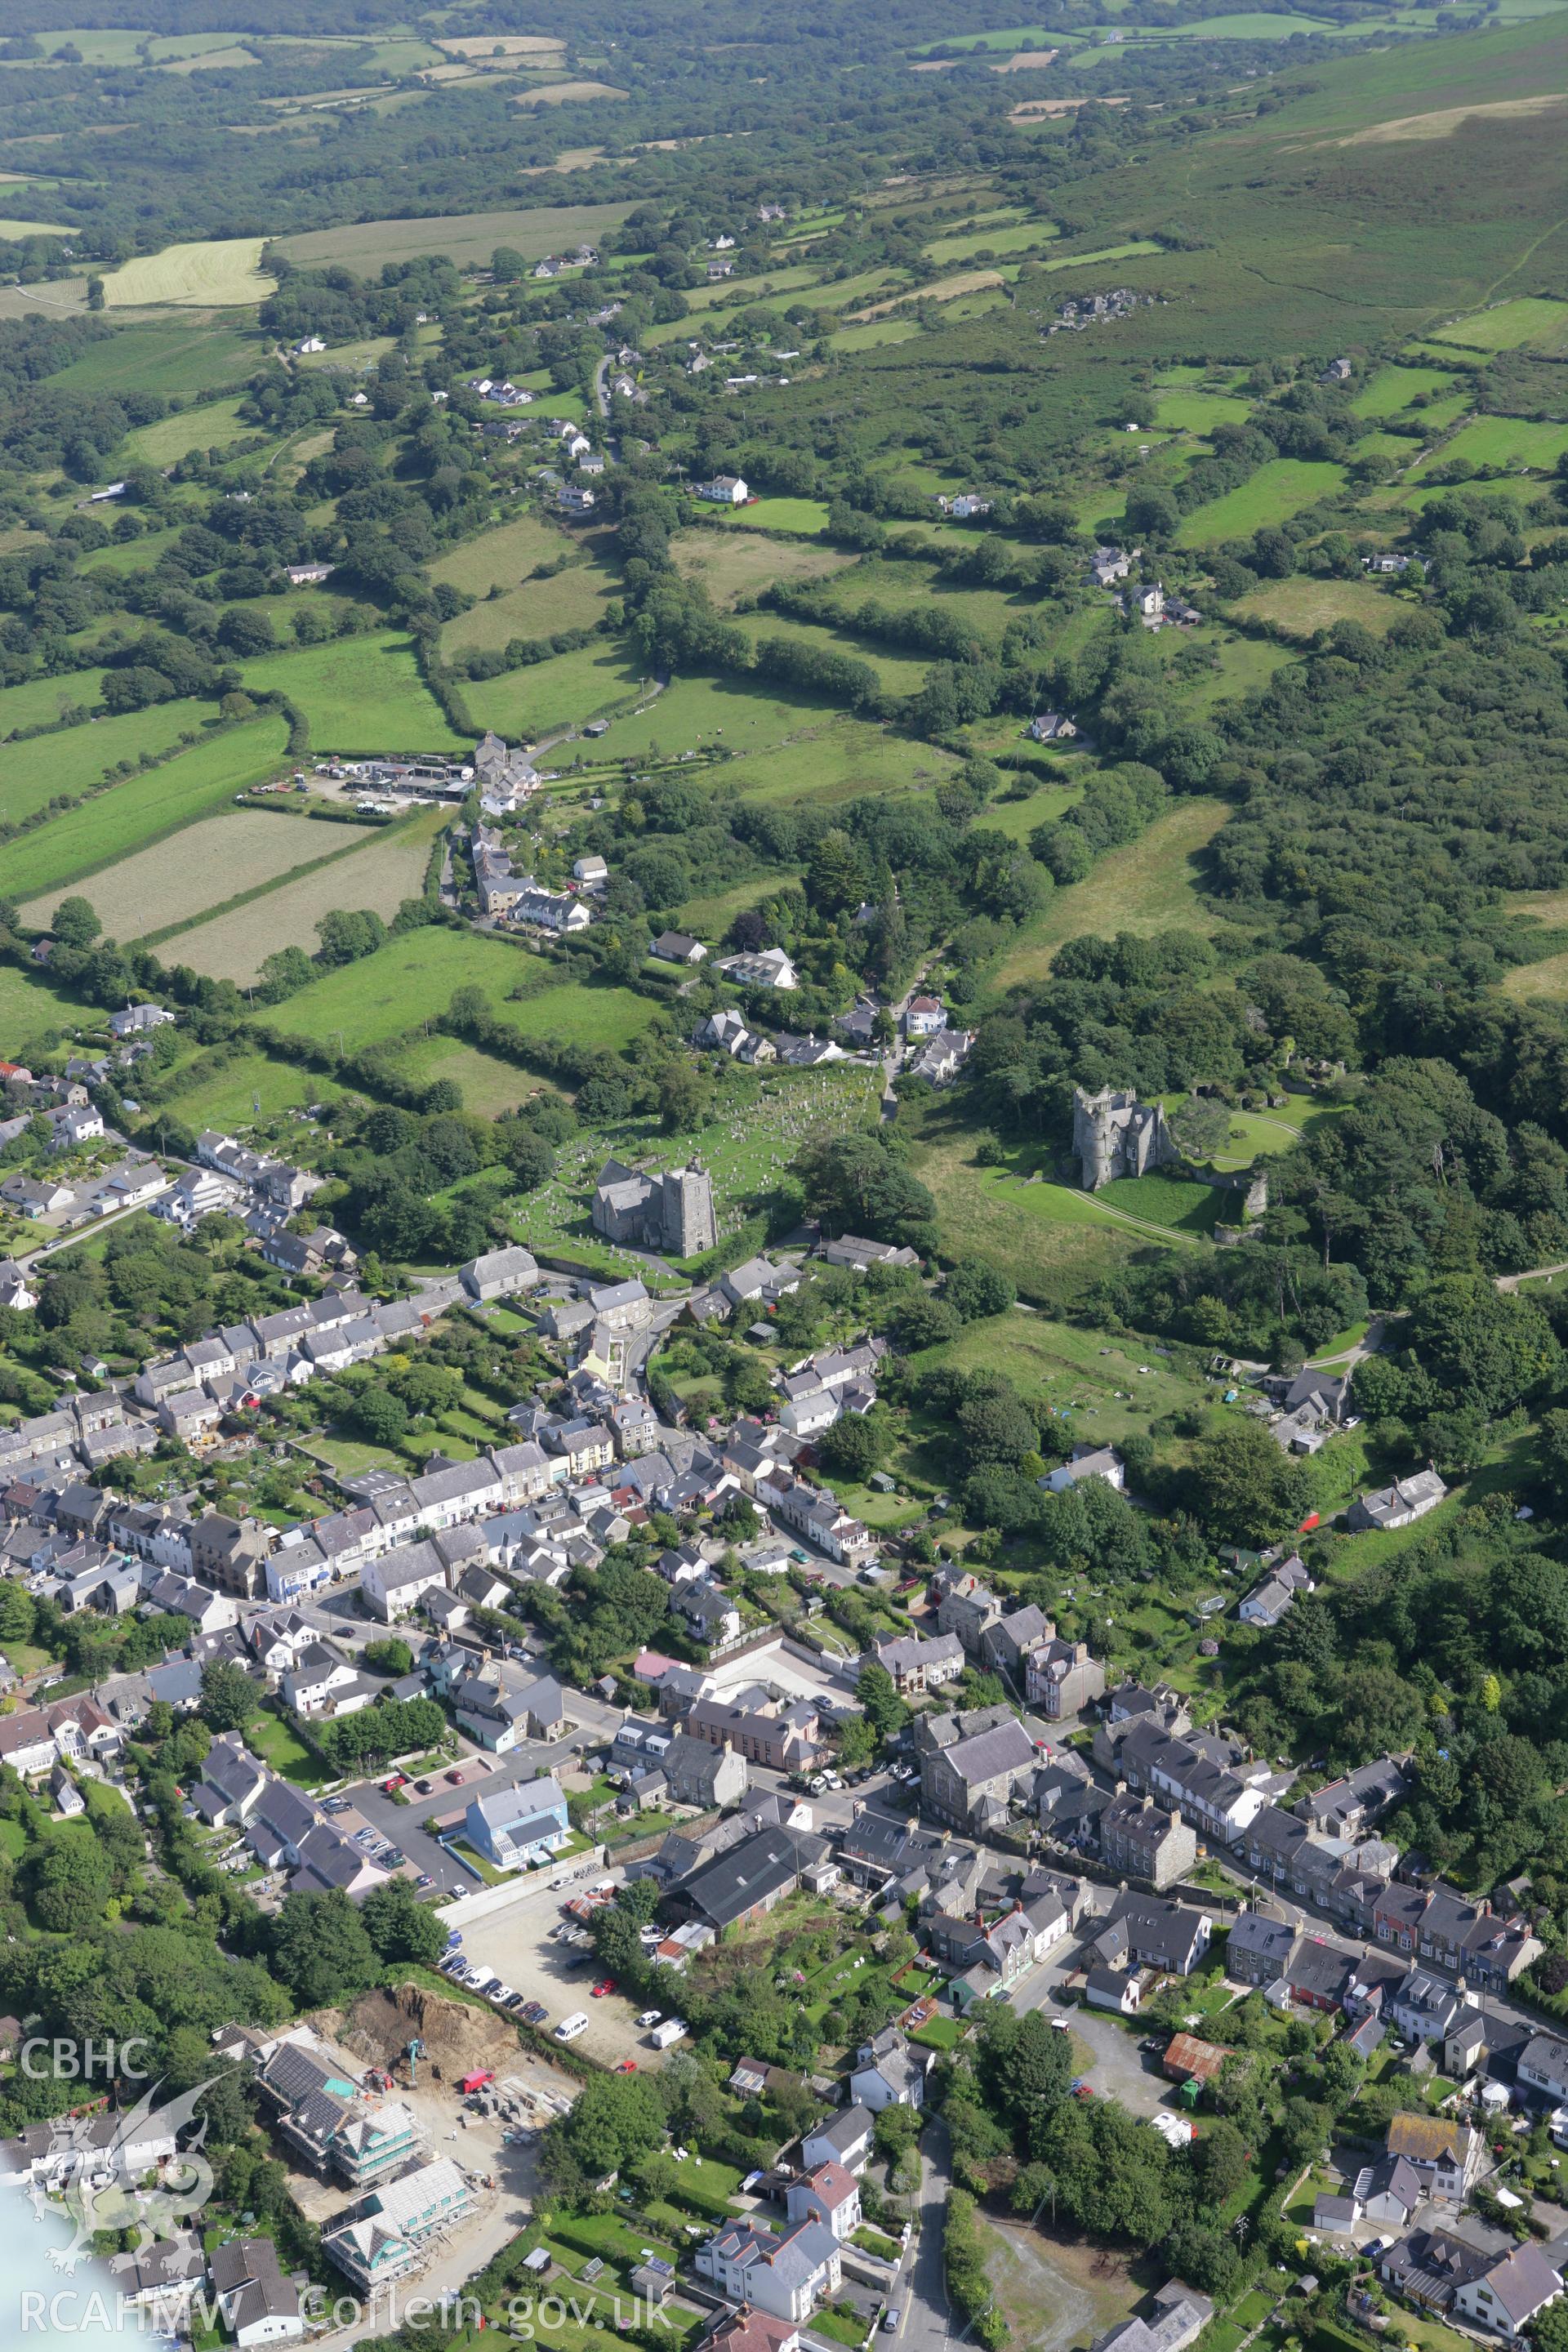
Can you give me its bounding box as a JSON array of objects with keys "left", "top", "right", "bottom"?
[
  {"left": 898, "top": 2118, "right": 951, "bottom": 2352},
  {"left": 1305, "top": 1313, "right": 1383, "bottom": 1370},
  {"left": 1497, "top": 1261, "right": 1568, "bottom": 1293}
]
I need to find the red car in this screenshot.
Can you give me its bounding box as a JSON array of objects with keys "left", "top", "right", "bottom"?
[
  {"left": 383, "top": 1775, "right": 407, "bottom": 1793},
  {"left": 591, "top": 1980, "right": 617, "bottom": 1998},
  {"left": 615, "top": 2059, "right": 638, "bottom": 2074}
]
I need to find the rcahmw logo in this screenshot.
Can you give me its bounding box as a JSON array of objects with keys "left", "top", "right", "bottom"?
[{"left": 20, "top": 2287, "right": 680, "bottom": 2334}]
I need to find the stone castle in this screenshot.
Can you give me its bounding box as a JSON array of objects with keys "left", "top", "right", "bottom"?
[
  {"left": 1071, "top": 1087, "right": 1178, "bottom": 1192},
  {"left": 591, "top": 1158, "right": 717, "bottom": 1258}
]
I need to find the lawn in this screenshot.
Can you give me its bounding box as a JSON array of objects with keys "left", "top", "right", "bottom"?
[
  {"left": 0, "top": 715, "right": 291, "bottom": 901},
  {"left": 730, "top": 721, "right": 959, "bottom": 806},
  {"left": 1154, "top": 388, "right": 1255, "bottom": 434},
  {"left": 463, "top": 638, "right": 653, "bottom": 739},
  {"left": 1098, "top": 1173, "right": 1228, "bottom": 1233},
  {"left": 1175, "top": 460, "right": 1347, "bottom": 545},
  {"left": 908, "top": 1120, "right": 1152, "bottom": 1307},
  {"left": 496, "top": 977, "right": 663, "bottom": 1049},
  {"left": 0, "top": 960, "right": 95, "bottom": 1056},
  {"left": 0, "top": 697, "right": 214, "bottom": 829},
  {"left": 258, "top": 926, "right": 546, "bottom": 1051},
  {"left": 707, "top": 494, "right": 833, "bottom": 535},
  {"left": 161, "top": 812, "right": 443, "bottom": 982},
  {"left": 246, "top": 1708, "right": 329, "bottom": 1786},
  {"left": 995, "top": 797, "right": 1231, "bottom": 987},
  {"left": 238, "top": 634, "right": 467, "bottom": 756}
]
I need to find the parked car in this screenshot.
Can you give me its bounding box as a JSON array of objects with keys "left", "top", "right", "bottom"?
[
  {"left": 636, "top": 2010, "right": 662, "bottom": 2029},
  {"left": 522, "top": 2002, "right": 549, "bottom": 2026},
  {"left": 555, "top": 2013, "right": 590, "bottom": 2042},
  {"left": 590, "top": 1979, "right": 616, "bottom": 1998},
  {"left": 615, "top": 2060, "right": 638, "bottom": 2074}
]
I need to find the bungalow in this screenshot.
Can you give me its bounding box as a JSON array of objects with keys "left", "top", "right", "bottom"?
[
  {"left": 1352, "top": 2155, "right": 1422, "bottom": 2232},
  {"left": 1380, "top": 2230, "right": 1496, "bottom": 2314},
  {"left": 1085, "top": 1965, "right": 1143, "bottom": 2016},
  {"left": 1044, "top": 1445, "right": 1125, "bottom": 1494},
  {"left": 652, "top": 930, "right": 707, "bottom": 964},
  {"left": 464, "top": 1776, "right": 570, "bottom": 1872},
  {"left": 1348, "top": 1470, "right": 1447, "bottom": 1533}
]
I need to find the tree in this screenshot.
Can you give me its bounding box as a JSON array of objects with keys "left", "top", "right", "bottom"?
[
  {"left": 52, "top": 895, "right": 102, "bottom": 949},
  {"left": 856, "top": 1661, "right": 909, "bottom": 1741},
  {"left": 354, "top": 1387, "right": 410, "bottom": 1446},
  {"left": 270, "top": 1889, "right": 379, "bottom": 2007},
  {"left": 1192, "top": 2117, "right": 1249, "bottom": 2209},
  {"left": 28, "top": 1836, "right": 113, "bottom": 1933},
  {"left": 1187, "top": 1419, "right": 1310, "bottom": 1547},
  {"left": 199, "top": 1659, "right": 261, "bottom": 1733},
  {"left": 896, "top": 1295, "right": 962, "bottom": 1350},
  {"left": 361, "top": 1878, "right": 447, "bottom": 1967},
  {"left": 546, "top": 2070, "right": 667, "bottom": 2185},
  {"left": 363, "top": 1637, "right": 414, "bottom": 1676},
  {"left": 818, "top": 1412, "right": 890, "bottom": 1481},
  {"left": 945, "top": 1261, "right": 1016, "bottom": 1321},
  {"left": 794, "top": 1132, "right": 938, "bottom": 1254}
]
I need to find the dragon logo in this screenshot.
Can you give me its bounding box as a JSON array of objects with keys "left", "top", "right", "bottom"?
[{"left": 12, "top": 2077, "right": 218, "bottom": 2277}]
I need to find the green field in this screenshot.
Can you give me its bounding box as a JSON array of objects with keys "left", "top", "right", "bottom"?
[
  {"left": 274, "top": 201, "right": 635, "bottom": 274},
  {"left": 48, "top": 321, "right": 261, "bottom": 399},
  {"left": 378, "top": 1035, "right": 555, "bottom": 1117},
  {"left": 0, "top": 668, "right": 114, "bottom": 737},
  {"left": 1231, "top": 576, "right": 1400, "bottom": 639},
  {"left": 238, "top": 634, "right": 467, "bottom": 755},
  {"left": 123, "top": 394, "right": 251, "bottom": 466},
  {"left": 830, "top": 320, "right": 921, "bottom": 352},
  {"left": 708, "top": 495, "right": 832, "bottom": 536},
  {"left": 463, "top": 639, "right": 652, "bottom": 738},
  {"left": 102, "top": 238, "right": 275, "bottom": 308},
  {"left": 429, "top": 514, "right": 576, "bottom": 597},
  {"left": 257, "top": 927, "right": 550, "bottom": 1051},
  {"left": 442, "top": 560, "right": 620, "bottom": 657},
  {"left": 996, "top": 798, "right": 1231, "bottom": 987},
  {"left": 1, "top": 716, "right": 291, "bottom": 902},
  {"left": 923, "top": 218, "right": 1059, "bottom": 266},
  {"left": 1352, "top": 363, "right": 1462, "bottom": 416},
  {"left": 0, "top": 961, "right": 95, "bottom": 1057},
  {"left": 153, "top": 1045, "right": 333, "bottom": 1130},
  {"left": 1155, "top": 388, "right": 1255, "bottom": 434},
  {"left": 729, "top": 719, "right": 958, "bottom": 805},
  {"left": 1428, "top": 296, "right": 1568, "bottom": 351},
  {"left": 1176, "top": 460, "right": 1348, "bottom": 545},
  {"left": 1410, "top": 414, "right": 1568, "bottom": 474},
  {"left": 733, "top": 611, "right": 929, "bottom": 696},
  {"left": 0, "top": 699, "right": 213, "bottom": 827}
]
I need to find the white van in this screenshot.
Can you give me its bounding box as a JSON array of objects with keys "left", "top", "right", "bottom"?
[
  {"left": 650, "top": 2018, "right": 688, "bottom": 2050},
  {"left": 556, "top": 2012, "right": 590, "bottom": 2042}
]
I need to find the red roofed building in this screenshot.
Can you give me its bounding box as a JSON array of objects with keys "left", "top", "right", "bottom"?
[
  {"left": 785, "top": 2159, "right": 862, "bottom": 2242},
  {"left": 699, "top": 2314, "right": 800, "bottom": 2352}
]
